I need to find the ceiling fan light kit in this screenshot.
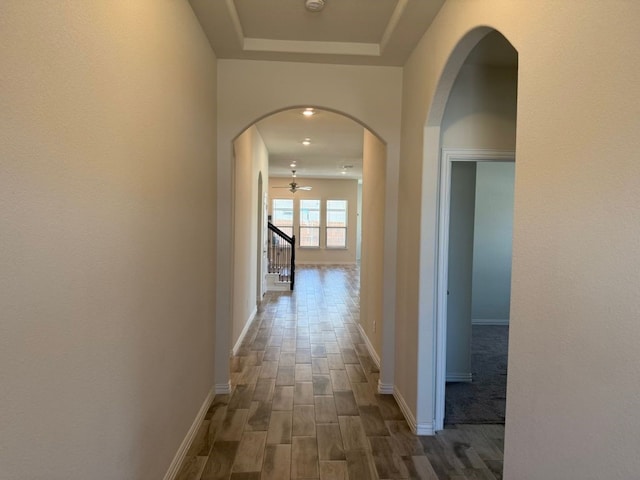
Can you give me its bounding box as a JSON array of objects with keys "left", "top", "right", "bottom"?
[{"left": 305, "top": 0, "right": 325, "bottom": 12}]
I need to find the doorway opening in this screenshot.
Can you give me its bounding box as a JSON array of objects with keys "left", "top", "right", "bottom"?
[
  {"left": 440, "top": 153, "right": 515, "bottom": 426},
  {"left": 428, "top": 30, "right": 519, "bottom": 431}
]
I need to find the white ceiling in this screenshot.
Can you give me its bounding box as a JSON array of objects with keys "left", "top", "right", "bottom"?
[
  {"left": 191, "top": 3, "right": 518, "bottom": 182},
  {"left": 257, "top": 108, "right": 365, "bottom": 180},
  {"left": 189, "top": 0, "right": 446, "bottom": 67}
]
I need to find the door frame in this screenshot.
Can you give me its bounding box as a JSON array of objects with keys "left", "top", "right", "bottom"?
[{"left": 434, "top": 148, "right": 515, "bottom": 431}]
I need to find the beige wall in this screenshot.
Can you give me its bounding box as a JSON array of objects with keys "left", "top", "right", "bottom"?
[
  {"left": 217, "top": 60, "right": 402, "bottom": 386},
  {"left": 269, "top": 178, "right": 358, "bottom": 264},
  {"left": 399, "top": 1, "right": 640, "bottom": 477},
  {"left": 360, "top": 131, "right": 387, "bottom": 360},
  {"left": 442, "top": 64, "right": 518, "bottom": 150},
  {"left": 0, "top": 2, "right": 218, "bottom": 479},
  {"left": 233, "top": 126, "right": 269, "bottom": 347}
]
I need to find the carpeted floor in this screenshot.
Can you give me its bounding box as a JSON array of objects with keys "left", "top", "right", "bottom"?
[{"left": 445, "top": 325, "right": 509, "bottom": 424}]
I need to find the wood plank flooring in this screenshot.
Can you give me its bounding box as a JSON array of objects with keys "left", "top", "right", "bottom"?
[{"left": 176, "top": 265, "right": 504, "bottom": 480}]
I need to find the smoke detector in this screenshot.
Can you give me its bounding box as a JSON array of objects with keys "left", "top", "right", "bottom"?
[{"left": 305, "top": 0, "right": 325, "bottom": 12}]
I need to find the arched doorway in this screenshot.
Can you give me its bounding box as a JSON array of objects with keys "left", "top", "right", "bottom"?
[
  {"left": 416, "top": 28, "right": 519, "bottom": 431},
  {"left": 219, "top": 106, "right": 395, "bottom": 397}
]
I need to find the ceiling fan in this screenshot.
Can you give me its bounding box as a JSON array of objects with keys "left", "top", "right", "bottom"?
[{"left": 272, "top": 170, "right": 312, "bottom": 194}]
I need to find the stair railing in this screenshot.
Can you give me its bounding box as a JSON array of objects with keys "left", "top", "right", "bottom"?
[{"left": 267, "top": 222, "right": 295, "bottom": 290}]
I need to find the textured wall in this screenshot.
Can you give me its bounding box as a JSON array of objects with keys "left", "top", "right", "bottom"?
[
  {"left": 399, "top": 0, "right": 640, "bottom": 478},
  {"left": 360, "top": 131, "right": 387, "bottom": 358},
  {"left": 0, "top": 2, "right": 218, "bottom": 478},
  {"left": 233, "top": 126, "right": 269, "bottom": 346},
  {"left": 442, "top": 65, "right": 518, "bottom": 150}
]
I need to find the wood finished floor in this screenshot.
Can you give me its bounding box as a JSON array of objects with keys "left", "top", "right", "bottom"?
[{"left": 176, "top": 265, "right": 504, "bottom": 480}]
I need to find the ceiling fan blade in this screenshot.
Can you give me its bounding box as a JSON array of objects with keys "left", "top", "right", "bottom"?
[{"left": 297, "top": 186, "right": 312, "bottom": 190}]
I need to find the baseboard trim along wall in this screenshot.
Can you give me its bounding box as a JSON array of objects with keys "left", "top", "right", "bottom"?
[
  {"left": 297, "top": 261, "right": 358, "bottom": 265},
  {"left": 163, "top": 387, "right": 215, "bottom": 480},
  {"left": 472, "top": 318, "right": 509, "bottom": 326},
  {"left": 393, "top": 387, "right": 435, "bottom": 436},
  {"left": 356, "top": 324, "right": 394, "bottom": 395},
  {"left": 356, "top": 323, "right": 381, "bottom": 369},
  {"left": 446, "top": 372, "right": 473, "bottom": 383},
  {"left": 232, "top": 306, "right": 258, "bottom": 357},
  {"left": 378, "top": 380, "right": 394, "bottom": 394},
  {"left": 356, "top": 323, "right": 432, "bottom": 434},
  {"left": 215, "top": 382, "right": 232, "bottom": 395}
]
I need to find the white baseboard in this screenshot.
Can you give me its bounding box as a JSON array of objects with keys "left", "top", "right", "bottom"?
[
  {"left": 446, "top": 372, "right": 473, "bottom": 383},
  {"left": 356, "top": 323, "right": 381, "bottom": 369},
  {"left": 415, "top": 420, "right": 435, "bottom": 435},
  {"left": 215, "top": 382, "right": 232, "bottom": 394},
  {"left": 393, "top": 387, "right": 435, "bottom": 436},
  {"left": 265, "top": 273, "right": 290, "bottom": 292},
  {"left": 356, "top": 324, "right": 433, "bottom": 434},
  {"left": 232, "top": 306, "right": 258, "bottom": 357},
  {"left": 472, "top": 318, "right": 509, "bottom": 326},
  {"left": 356, "top": 325, "right": 393, "bottom": 394},
  {"left": 377, "top": 380, "right": 394, "bottom": 394},
  {"left": 163, "top": 387, "right": 214, "bottom": 480},
  {"left": 297, "top": 261, "right": 357, "bottom": 265}
]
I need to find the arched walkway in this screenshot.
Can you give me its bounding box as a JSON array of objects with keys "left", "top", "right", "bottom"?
[{"left": 217, "top": 106, "right": 396, "bottom": 406}]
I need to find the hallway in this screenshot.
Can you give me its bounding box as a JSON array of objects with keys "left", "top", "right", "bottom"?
[{"left": 177, "top": 266, "right": 504, "bottom": 480}]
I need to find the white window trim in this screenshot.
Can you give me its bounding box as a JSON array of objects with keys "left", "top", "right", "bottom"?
[
  {"left": 325, "top": 199, "right": 348, "bottom": 249},
  {"left": 299, "top": 199, "right": 321, "bottom": 248}
]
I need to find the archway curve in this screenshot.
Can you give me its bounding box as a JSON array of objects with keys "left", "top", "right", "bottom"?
[
  {"left": 425, "top": 26, "right": 499, "bottom": 127},
  {"left": 416, "top": 25, "right": 518, "bottom": 433},
  {"left": 218, "top": 103, "right": 396, "bottom": 398},
  {"left": 231, "top": 105, "right": 388, "bottom": 146}
]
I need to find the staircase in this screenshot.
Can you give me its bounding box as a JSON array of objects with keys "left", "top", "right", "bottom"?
[{"left": 267, "top": 222, "right": 295, "bottom": 291}]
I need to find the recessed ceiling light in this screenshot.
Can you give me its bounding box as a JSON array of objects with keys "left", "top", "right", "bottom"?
[
  {"left": 341, "top": 171, "right": 347, "bottom": 175},
  {"left": 302, "top": 108, "right": 315, "bottom": 117},
  {"left": 290, "top": 162, "right": 296, "bottom": 168},
  {"left": 302, "top": 139, "right": 311, "bottom": 146},
  {"left": 305, "top": 0, "right": 325, "bottom": 12}
]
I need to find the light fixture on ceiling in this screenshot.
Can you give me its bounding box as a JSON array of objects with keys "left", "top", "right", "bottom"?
[
  {"left": 341, "top": 171, "right": 346, "bottom": 175},
  {"left": 290, "top": 161, "right": 297, "bottom": 168},
  {"left": 302, "top": 108, "right": 315, "bottom": 117},
  {"left": 305, "top": 0, "right": 325, "bottom": 12},
  {"left": 272, "top": 170, "right": 313, "bottom": 194},
  {"left": 302, "top": 138, "right": 311, "bottom": 146}
]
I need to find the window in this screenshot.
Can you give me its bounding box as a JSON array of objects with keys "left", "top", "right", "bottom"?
[
  {"left": 299, "top": 199, "right": 320, "bottom": 247},
  {"left": 326, "top": 200, "right": 347, "bottom": 248},
  {"left": 272, "top": 198, "right": 293, "bottom": 237}
]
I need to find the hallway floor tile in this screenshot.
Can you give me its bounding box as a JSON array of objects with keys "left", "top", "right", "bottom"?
[{"left": 177, "top": 265, "right": 504, "bottom": 480}]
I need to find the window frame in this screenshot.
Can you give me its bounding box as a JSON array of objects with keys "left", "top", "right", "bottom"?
[
  {"left": 325, "top": 199, "right": 348, "bottom": 249},
  {"left": 299, "top": 198, "right": 321, "bottom": 248},
  {"left": 271, "top": 198, "right": 294, "bottom": 238}
]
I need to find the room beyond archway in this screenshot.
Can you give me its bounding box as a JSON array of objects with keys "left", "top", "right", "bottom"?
[{"left": 226, "top": 106, "right": 392, "bottom": 396}]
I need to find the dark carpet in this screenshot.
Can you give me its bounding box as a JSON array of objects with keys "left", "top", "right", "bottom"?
[{"left": 445, "top": 325, "right": 509, "bottom": 424}]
